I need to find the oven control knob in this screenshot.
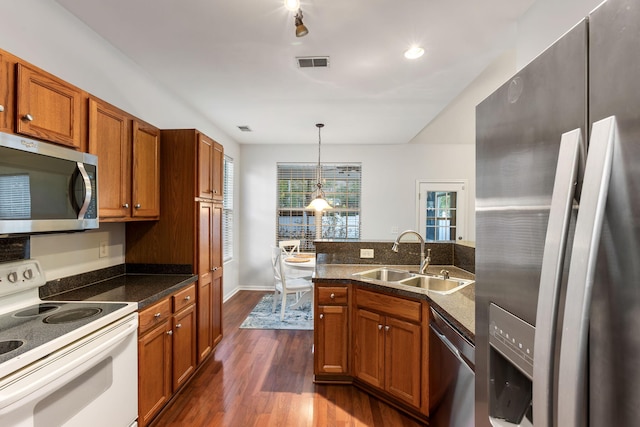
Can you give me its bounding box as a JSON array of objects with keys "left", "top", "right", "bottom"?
[
  {"left": 23, "top": 269, "right": 34, "bottom": 280},
  {"left": 8, "top": 271, "right": 18, "bottom": 283}
]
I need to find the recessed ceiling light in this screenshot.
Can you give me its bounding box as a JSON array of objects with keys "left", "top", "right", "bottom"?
[
  {"left": 404, "top": 46, "right": 425, "bottom": 60},
  {"left": 284, "top": 0, "right": 300, "bottom": 11}
]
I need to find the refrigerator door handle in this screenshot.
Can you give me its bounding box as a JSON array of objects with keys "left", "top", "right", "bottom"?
[
  {"left": 557, "top": 116, "right": 617, "bottom": 427},
  {"left": 532, "top": 128, "right": 582, "bottom": 427}
]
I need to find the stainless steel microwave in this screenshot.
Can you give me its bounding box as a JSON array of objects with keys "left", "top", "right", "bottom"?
[{"left": 0, "top": 132, "right": 98, "bottom": 235}]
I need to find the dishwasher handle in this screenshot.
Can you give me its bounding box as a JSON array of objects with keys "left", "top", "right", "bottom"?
[{"left": 430, "top": 308, "right": 475, "bottom": 372}]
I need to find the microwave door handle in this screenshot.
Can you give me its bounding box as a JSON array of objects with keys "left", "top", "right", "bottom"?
[
  {"left": 532, "top": 128, "right": 582, "bottom": 427},
  {"left": 76, "top": 162, "right": 92, "bottom": 220},
  {"left": 557, "top": 116, "right": 616, "bottom": 427}
]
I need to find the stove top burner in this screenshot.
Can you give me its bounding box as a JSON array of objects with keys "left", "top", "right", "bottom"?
[
  {"left": 0, "top": 340, "right": 24, "bottom": 356},
  {"left": 14, "top": 304, "right": 60, "bottom": 318},
  {"left": 43, "top": 307, "right": 102, "bottom": 324}
]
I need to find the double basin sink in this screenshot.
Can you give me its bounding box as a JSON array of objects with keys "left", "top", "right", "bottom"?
[{"left": 352, "top": 267, "right": 473, "bottom": 295}]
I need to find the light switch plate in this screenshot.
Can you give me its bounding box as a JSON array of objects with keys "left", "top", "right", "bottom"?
[{"left": 360, "top": 248, "right": 374, "bottom": 258}]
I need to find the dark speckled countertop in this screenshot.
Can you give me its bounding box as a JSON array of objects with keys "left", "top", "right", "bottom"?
[
  {"left": 43, "top": 274, "right": 198, "bottom": 310},
  {"left": 314, "top": 264, "right": 475, "bottom": 344}
]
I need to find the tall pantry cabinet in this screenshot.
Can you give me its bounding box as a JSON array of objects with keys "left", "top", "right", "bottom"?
[{"left": 126, "top": 129, "right": 224, "bottom": 363}]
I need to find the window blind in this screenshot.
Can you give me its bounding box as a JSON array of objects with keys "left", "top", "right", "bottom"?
[
  {"left": 276, "top": 163, "right": 361, "bottom": 252},
  {"left": 223, "top": 156, "right": 234, "bottom": 262}
]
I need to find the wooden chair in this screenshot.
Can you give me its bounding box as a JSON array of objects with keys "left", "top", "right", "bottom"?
[{"left": 271, "top": 246, "right": 313, "bottom": 320}]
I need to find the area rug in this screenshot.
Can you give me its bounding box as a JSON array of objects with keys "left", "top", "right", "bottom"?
[{"left": 240, "top": 293, "right": 313, "bottom": 330}]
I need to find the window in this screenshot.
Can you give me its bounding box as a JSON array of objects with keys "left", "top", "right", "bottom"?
[
  {"left": 223, "top": 155, "right": 234, "bottom": 262},
  {"left": 277, "top": 163, "right": 361, "bottom": 252},
  {"left": 417, "top": 180, "right": 467, "bottom": 242}
]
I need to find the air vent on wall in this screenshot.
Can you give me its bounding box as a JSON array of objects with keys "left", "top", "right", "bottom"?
[
  {"left": 237, "top": 125, "right": 252, "bottom": 132},
  {"left": 296, "top": 56, "right": 330, "bottom": 68}
]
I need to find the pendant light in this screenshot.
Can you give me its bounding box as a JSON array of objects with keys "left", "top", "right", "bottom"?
[{"left": 306, "top": 123, "right": 332, "bottom": 211}]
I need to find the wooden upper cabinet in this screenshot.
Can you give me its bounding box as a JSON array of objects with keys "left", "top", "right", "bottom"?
[
  {"left": 0, "top": 51, "right": 15, "bottom": 133},
  {"left": 88, "top": 98, "right": 131, "bottom": 219},
  {"left": 132, "top": 119, "right": 160, "bottom": 218},
  {"left": 16, "top": 63, "right": 85, "bottom": 149},
  {"left": 212, "top": 141, "right": 223, "bottom": 201},
  {"left": 197, "top": 133, "right": 224, "bottom": 200},
  {"left": 198, "top": 133, "right": 213, "bottom": 198}
]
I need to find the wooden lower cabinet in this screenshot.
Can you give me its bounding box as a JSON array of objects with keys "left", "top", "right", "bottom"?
[
  {"left": 354, "top": 288, "right": 424, "bottom": 409},
  {"left": 138, "top": 284, "right": 197, "bottom": 427},
  {"left": 314, "top": 282, "right": 430, "bottom": 420},
  {"left": 314, "top": 284, "right": 350, "bottom": 377}
]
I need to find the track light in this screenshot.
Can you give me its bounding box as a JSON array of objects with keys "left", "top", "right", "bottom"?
[{"left": 294, "top": 9, "right": 309, "bottom": 37}]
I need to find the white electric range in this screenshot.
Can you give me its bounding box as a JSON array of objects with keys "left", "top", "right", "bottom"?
[{"left": 0, "top": 259, "right": 139, "bottom": 427}]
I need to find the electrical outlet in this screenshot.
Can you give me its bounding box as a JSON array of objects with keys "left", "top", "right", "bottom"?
[
  {"left": 99, "top": 241, "right": 109, "bottom": 258},
  {"left": 360, "top": 248, "right": 374, "bottom": 259}
]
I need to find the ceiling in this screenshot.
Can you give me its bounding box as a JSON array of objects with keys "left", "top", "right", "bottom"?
[{"left": 55, "top": 0, "right": 535, "bottom": 145}]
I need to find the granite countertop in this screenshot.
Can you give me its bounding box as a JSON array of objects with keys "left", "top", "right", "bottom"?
[
  {"left": 43, "top": 273, "right": 198, "bottom": 310},
  {"left": 314, "top": 264, "right": 475, "bottom": 344}
]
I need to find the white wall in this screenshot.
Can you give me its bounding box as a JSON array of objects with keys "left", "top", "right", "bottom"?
[
  {"left": 0, "top": 0, "right": 241, "bottom": 300},
  {"left": 239, "top": 142, "right": 475, "bottom": 289}
]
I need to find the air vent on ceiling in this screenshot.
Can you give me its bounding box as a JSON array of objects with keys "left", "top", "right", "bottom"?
[
  {"left": 296, "top": 56, "right": 329, "bottom": 68},
  {"left": 237, "top": 125, "right": 252, "bottom": 132}
]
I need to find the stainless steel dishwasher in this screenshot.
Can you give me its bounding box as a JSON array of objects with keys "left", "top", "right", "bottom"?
[{"left": 429, "top": 307, "right": 475, "bottom": 427}]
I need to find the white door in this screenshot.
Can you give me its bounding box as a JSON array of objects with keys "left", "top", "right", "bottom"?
[{"left": 416, "top": 180, "right": 467, "bottom": 242}]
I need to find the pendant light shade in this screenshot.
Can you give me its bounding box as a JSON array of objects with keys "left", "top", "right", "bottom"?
[{"left": 306, "top": 123, "right": 332, "bottom": 211}]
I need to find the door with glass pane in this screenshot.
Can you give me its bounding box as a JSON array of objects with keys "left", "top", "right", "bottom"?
[{"left": 417, "top": 180, "right": 466, "bottom": 241}]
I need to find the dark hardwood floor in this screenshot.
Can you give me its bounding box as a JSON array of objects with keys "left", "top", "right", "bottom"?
[{"left": 151, "top": 290, "right": 425, "bottom": 427}]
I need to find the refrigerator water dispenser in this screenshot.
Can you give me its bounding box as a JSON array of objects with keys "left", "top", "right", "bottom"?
[{"left": 488, "top": 303, "right": 535, "bottom": 427}]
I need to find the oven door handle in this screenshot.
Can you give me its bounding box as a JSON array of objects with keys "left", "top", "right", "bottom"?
[{"left": 0, "top": 314, "right": 137, "bottom": 410}]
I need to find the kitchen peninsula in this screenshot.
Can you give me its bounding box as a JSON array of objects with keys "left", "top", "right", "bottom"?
[{"left": 311, "top": 240, "right": 475, "bottom": 423}]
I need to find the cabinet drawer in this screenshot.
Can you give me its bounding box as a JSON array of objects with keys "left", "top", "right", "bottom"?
[
  {"left": 139, "top": 298, "right": 172, "bottom": 335},
  {"left": 317, "top": 286, "right": 348, "bottom": 305},
  {"left": 356, "top": 288, "right": 421, "bottom": 323},
  {"left": 173, "top": 284, "right": 196, "bottom": 312}
]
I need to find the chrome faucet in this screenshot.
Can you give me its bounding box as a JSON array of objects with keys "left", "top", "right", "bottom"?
[
  {"left": 391, "top": 230, "right": 431, "bottom": 274},
  {"left": 440, "top": 269, "right": 450, "bottom": 279}
]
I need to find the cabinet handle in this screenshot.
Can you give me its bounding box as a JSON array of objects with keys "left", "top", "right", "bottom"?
[
  {"left": 167, "top": 330, "right": 173, "bottom": 336},
  {"left": 0, "top": 105, "right": 4, "bottom": 112},
  {"left": 175, "top": 323, "right": 182, "bottom": 329},
  {"left": 22, "top": 113, "right": 33, "bottom": 121},
  {"left": 122, "top": 203, "right": 129, "bottom": 208},
  {"left": 135, "top": 204, "right": 141, "bottom": 209},
  {"left": 154, "top": 312, "right": 161, "bottom": 318},
  {"left": 184, "top": 295, "right": 191, "bottom": 301},
  {"left": 385, "top": 325, "right": 390, "bottom": 332},
  {"left": 378, "top": 324, "right": 383, "bottom": 330},
  {"left": 319, "top": 314, "right": 324, "bottom": 319},
  {"left": 330, "top": 293, "right": 335, "bottom": 299}
]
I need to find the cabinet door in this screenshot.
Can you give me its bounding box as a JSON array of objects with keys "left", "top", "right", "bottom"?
[
  {"left": 132, "top": 120, "right": 160, "bottom": 218},
  {"left": 354, "top": 308, "right": 385, "bottom": 388},
  {"left": 384, "top": 316, "right": 422, "bottom": 407},
  {"left": 0, "top": 52, "right": 14, "bottom": 133},
  {"left": 198, "top": 133, "right": 213, "bottom": 199},
  {"left": 197, "top": 202, "right": 214, "bottom": 363},
  {"left": 138, "top": 321, "right": 172, "bottom": 427},
  {"left": 316, "top": 305, "right": 349, "bottom": 374},
  {"left": 211, "top": 203, "right": 223, "bottom": 347},
  {"left": 16, "top": 64, "right": 83, "bottom": 149},
  {"left": 88, "top": 98, "right": 131, "bottom": 219},
  {"left": 172, "top": 303, "right": 197, "bottom": 391},
  {"left": 212, "top": 273, "right": 223, "bottom": 347},
  {"left": 212, "top": 141, "right": 224, "bottom": 201}
]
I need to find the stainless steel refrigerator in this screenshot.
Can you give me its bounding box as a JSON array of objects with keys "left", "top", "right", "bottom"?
[{"left": 475, "top": 0, "right": 640, "bottom": 426}]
